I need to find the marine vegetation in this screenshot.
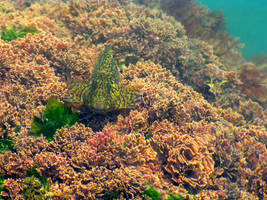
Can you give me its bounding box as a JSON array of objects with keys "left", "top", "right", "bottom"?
[
  {"left": 143, "top": 184, "right": 162, "bottom": 200},
  {"left": 26, "top": 165, "right": 50, "bottom": 192},
  {"left": 167, "top": 194, "right": 186, "bottom": 200},
  {"left": 0, "top": 138, "right": 15, "bottom": 153},
  {"left": 30, "top": 97, "right": 79, "bottom": 141},
  {"left": 1, "top": 26, "right": 39, "bottom": 41},
  {"left": 206, "top": 78, "right": 228, "bottom": 102},
  {"left": 0, "top": 0, "right": 266, "bottom": 199},
  {"left": 0, "top": 174, "right": 4, "bottom": 199},
  {"left": 67, "top": 46, "right": 140, "bottom": 114},
  {"left": 143, "top": 184, "right": 186, "bottom": 200},
  {"left": 23, "top": 166, "right": 50, "bottom": 200},
  {"left": 23, "top": 176, "right": 49, "bottom": 200}
]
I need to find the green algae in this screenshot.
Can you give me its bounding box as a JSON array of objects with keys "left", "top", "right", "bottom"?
[
  {"left": 0, "top": 174, "right": 4, "bottom": 200},
  {"left": 102, "top": 190, "right": 123, "bottom": 200},
  {"left": 67, "top": 46, "right": 140, "bottom": 114},
  {"left": 167, "top": 193, "right": 186, "bottom": 200},
  {"left": 1, "top": 27, "right": 39, "bottom": 41},
  {"left": 143, "top": 184, "right": 187, "bottom": 200},
  {"left": 0, "top": 138, "right": 15, "bottom": 153},
  {"left": 23, "top": 166, "right": 51, "bottom": 200},
  {"left": 30, "top": 97, "right": 79, "bottom": 141},
  {"left": 143, "top": 184, "right": 162, "bottom": 200},
  {"left": 23, "top": 177, "right": 49, "bottom": 200},
  {"left": 26, "top": 166, "right": 49, "bottom": 191}
]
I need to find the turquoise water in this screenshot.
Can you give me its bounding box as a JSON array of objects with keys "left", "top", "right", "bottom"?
[{"left": 198, "top": 0, "right": 267, "bottom": 59}]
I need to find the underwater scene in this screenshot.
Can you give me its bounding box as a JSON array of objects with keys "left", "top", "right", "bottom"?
[
  {"left": 198, "top": 0, "right": 267, "bottom": 59},
  {"left": 0, "top": 0, "right": 266, "bottom": 199}
]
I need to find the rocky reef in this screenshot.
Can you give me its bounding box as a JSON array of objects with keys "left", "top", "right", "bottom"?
[{"left": 0, "top": 0, "right": 266, "bottom": 199}]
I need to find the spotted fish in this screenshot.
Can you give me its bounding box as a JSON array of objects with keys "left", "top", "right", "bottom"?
[{"left": 66, "top": 46, "right": 140, "bottom": 114}]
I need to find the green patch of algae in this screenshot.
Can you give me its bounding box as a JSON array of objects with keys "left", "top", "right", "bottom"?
[{"left": 67, "top": 46, "right": 140, "bottom": 114}]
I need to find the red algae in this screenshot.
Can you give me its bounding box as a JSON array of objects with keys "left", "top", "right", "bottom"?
[{"left": 0, "top": 0, "right": 266, "bottom": 199}]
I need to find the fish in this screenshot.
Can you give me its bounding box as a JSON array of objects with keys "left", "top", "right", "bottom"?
[{"left": 65, "top": 46, "right": 141, "bottom": 114}]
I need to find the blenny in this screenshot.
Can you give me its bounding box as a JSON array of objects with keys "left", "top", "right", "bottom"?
[{"left": 65, "top": 46, "right": 140, "bottom": 114}]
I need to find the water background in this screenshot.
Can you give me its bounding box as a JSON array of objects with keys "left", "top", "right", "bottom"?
[{"left": 197, "top": 0, "right": 267, "bottom": 59}]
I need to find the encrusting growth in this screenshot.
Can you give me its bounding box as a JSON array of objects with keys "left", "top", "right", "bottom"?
[{"left": 66, "top": 46, "right": 140, "bottom": 114}]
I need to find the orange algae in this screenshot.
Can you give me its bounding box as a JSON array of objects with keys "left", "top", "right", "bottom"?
[
  {"left": 165, "top": 134, "right": 215, "bottom": 188},
  {"left": 0, "top": 0, "right": 266, "bottom": 199}
]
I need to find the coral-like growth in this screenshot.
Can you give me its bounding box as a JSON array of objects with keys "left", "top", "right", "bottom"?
[
  {"left": 165, "top": 136, "right": 215, "bottom": 188},
  {"left": 3, "top": 0, "right": 258, "bottom": 116},
  {"left": 211, "top": 124, "right": 267, "bottom": 199},
  {"left": 1, "top": 178, "right": 25, "bottom": 199},
  {"left": 0, "top": 31, "right": 97, "bottom": 141},
  {"left": 30, "top": 97, "right": 79, "bottom": 141},
  {"left": 239, "top": 63, "right": 267, "bottom": 108},
  {"left": 152, "top": 130, "right": 215, "bottom": 189},
  {"left": 0, "top": 1, "right": 266, "bottom": 199},
  {"left": 238, "top": 100, "right": 267, "bottom": 127},
  {"left": 137, "top": 0, "right": 245, "bottom": 67},
  {"left": 121, "top": 61, "right": 219, "bottom": 125}
]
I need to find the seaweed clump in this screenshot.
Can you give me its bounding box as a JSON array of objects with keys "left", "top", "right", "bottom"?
[
  {"left": 1, "top": 27, "right": 39, "bottom": 41},
  {"left": 30, "top": 97, "right": 79, "bottom": 141},
  {"left": 67, "top": 46, "right": 140, "bottom": 114},
  {"left": 23, "top": 166, "right": 50, "bottom": 200},
  {"left": 143, "top": 184, "right": 187, "bottom": 200},
  {"left": 0, "top": 138, "right": 15, "bottom": 153},
  {"left": 23, "top": 177, "right": 48, "bottom": 200},
  {"left": 143, "top": 184, "right": 162, "bottom": 200}
]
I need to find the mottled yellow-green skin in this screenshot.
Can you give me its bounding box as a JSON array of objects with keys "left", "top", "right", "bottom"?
[
  {"left": 67, "top": 46, "right": 140, "bottom": 114},
  {"left": 23, "top": 177, "right": 48, "bottom": 200}
]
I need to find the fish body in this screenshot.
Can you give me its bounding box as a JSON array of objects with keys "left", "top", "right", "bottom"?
[{"left": 66, "top": 46, "right": 140, "bottom": 114}]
